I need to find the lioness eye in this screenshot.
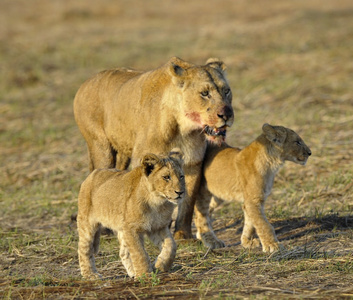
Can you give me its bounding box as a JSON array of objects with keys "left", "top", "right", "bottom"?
[
  {"left": 224, "top": 88, "right": 230, "bottom": 95},
  {"left": 201, "top": 91, "right": 209, "bottom": 97},
  {"left": 296, "top": 141, "right": 302, "bottom": 146},
  {"left": 180, "top": 175, "right": 184, "bottom": 180},
  {"left": 163, "top": 175, "right": 170, "bottom": 181}
]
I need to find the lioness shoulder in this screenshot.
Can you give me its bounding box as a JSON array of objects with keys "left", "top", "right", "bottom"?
[
  {"left": 77, "top": 150, "right": 185, "bottom": 279},
  {"left": 195, "top": 124, "right": 311, "bottom": 252}
]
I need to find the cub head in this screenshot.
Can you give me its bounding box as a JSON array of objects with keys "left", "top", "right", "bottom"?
[
  {"left": 262, "top": 123, "right": 312, "bottom": 165},
  {"left": 141, "top": 148, "right": 185, "bottom": 205},
  {"left": 168, "top": 57, "right": 234, "bottom": 144}
]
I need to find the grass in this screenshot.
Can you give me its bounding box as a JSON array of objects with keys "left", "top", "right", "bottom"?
[{"left": 1, "top": 0, "right": 353, "bottom": 299}]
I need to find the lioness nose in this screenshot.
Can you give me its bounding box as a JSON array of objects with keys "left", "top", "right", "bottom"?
[
  {"left": 307, "top": 149, "right": 312, "bottom": 156},
  {"left": 175, "top": 191, "right": 184, "bottom": 198},
  {"left": 217, "top": 106, "right": 233, "bottom": 121}
]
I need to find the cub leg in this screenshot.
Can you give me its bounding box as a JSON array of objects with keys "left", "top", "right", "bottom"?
[
  {"left": 77, "top": 219, "right": 102, "bottom": 279},
  {"left": 209, "top": 196, "right": 224, "bottom": 216},
  {"left": 242, "top": 200, "right": 279, "bottom": 253},
  {"left": 117, "top": 231, "right": 135, "bottom": 278},
  {"left": 92, "top": 224, "right": 101, "bottom": 254},
  {"left": 149, "top": 227, "right": 176, "bottom": 272},
  {"left": 194, "top": 184, "right": 225, "bottom": 249},
  {"left": 122, "top": 229, "right": 152, "bottom": 277},
  {"left": 174, "top": 163, "right": 202, "bottom": 240},
  {"left": 241, "top": 206, "right": 260, "bottom": 249}
]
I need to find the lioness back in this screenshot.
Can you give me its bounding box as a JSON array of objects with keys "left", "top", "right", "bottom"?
[{"left": 77, "top": 150, "right": 185, "bottom": 279}]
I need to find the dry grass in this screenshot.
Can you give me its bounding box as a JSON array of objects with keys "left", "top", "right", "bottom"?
[{"left": 0, "top": 0, "right": 353, "bottom": 299}]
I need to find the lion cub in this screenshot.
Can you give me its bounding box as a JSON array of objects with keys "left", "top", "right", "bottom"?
[
  {"left": 77, "top": 150, "right": 185, "bottom": 279},
  {"left": 195, "top": 124, "right": 311, "bottom": 253}
]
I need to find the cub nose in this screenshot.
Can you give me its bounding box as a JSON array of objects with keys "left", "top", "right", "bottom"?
[
  {"left": 217, "top": 105, "right": 233, "bottom": 122},
  {"left": 307, "top": 149, "right": 312, "bottom": 156},
  {"left": 175, "top": 191, "right": 184, "bottom": 198}
]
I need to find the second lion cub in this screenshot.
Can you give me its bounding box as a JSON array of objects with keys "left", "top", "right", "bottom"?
[
  {"left": 77, "top": 150, "right": 185, "bottom": 279},
  {"left": 195, "top": 124, "right": 311, "bottom": 252}
]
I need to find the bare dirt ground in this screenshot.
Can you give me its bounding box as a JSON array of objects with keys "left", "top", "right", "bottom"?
[{"left": 0, "top": 0, "right": 352, "bottom": 299}]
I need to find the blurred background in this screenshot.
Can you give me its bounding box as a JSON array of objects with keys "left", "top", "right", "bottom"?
[
  {"left": 0, "top": 0, "right": 352, "bottom": 294},
  {"left": 1, "top": 0, "right": 353, "bottom": 236}
]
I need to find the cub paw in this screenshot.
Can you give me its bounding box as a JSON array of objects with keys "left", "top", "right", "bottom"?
[
  {"left": 241, "top": 236, "right": 260, "bottom": 249},
  {"left": 201, "top": 232, "right": 225, "bottom": 249},
  {"left": 261, "top": 241, "right": 280, "bottom": 253},
  {"left": 82, "top": 272, "right": 102, "bottom": 280}
]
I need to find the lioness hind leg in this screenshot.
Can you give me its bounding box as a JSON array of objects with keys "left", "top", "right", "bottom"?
[
  {"left": 77, "top": 220, "right": 102, "bottom": 279},
  {"left": 242, "top": 202, "right": 279, "bottom": 253},
  {"left": 194, "top": 185, "right": 225, "bottom": 249}
]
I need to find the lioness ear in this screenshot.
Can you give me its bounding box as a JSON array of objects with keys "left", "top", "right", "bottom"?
[
  {"left": 206, "top": 58, "right": 227, "bottom": 72},
  {"left": 141, "top": 154, "right": 160, "bottom": 176},
  {"left": 262, "top": 123, "right": 287, "bottom": 145},
  {"left": 169, "top": 148, "right": 184, "bottom": 165},
  {"left": 168, "top": 56, "right": 191, "bottom": 75},
  {"left": 168, "top": 63, "right": 186, "bottom": 88}
]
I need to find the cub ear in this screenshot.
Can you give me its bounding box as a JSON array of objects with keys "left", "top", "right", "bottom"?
[
  {"left": 206, "top": 58, "right": 227, "bottom": 72},
  {"left": 262, "top": 123, "right": 287, "bottom": 145},
  {"left": 169, "top": 148, "right": 184, "bottom": 165},
  {"left": 141, "top": 153, "right": 160, "bottom": 176}
]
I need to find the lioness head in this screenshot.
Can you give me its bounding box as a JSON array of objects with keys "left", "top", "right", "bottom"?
[
  {"left": 262, "top": 123, "right": 312, "bottom": 165},
  {"left": 141, "top": 149, "right": 185, "bottom": 205},
  {"left": 168, "top": 57, "right": 234, "bottom": 144}
]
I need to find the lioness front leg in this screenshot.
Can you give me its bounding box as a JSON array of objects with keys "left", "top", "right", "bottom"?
[
  {"left": 242, "top": 201, "right": 279, "bottom": 253},
  {"left": 194, "top": 185, "right": 225, "bottom": 249},
  {"left": 149, "top": 227, "right": 176, "bottom": 272},
  {"left": 87, "top": 138, "right": 116, "bottom": 171},
  {"left": 174, "top": 163, "right": 202, "bottom": 240},
  {"left": 122, "top": 229, "right": 152, "bottom": 277}
]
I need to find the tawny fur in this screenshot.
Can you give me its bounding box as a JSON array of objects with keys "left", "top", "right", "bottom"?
[
  {"left": 73, "top": 57, "right": 234, "bottom": 240},
  {"left": 195, "top": 124, "right": 312, "bottom": 252},
  {"left": 77, "top": 150, "right": 185, "bottom": 279}
]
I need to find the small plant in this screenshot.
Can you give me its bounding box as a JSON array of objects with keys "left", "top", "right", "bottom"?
[
  {"left": 136, "top": 271, "right": 160, "bottom": 287},
  {"left": 150, "top": 271, "right": 161, "bottom": 287},
  {"left": 185, "top": 272, "right": 193, "bottom": 281}
]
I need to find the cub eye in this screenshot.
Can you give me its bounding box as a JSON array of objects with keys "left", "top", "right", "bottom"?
[
  {"left": 180, "top": 175, "right": 184, "bottom": 180},
  {"left": 163, "top": 175, "right": 171, "bottom": 181},
  {"left": 201, "top": 91, "right": 209, "bottom": 97},
  {"left": 224, "top": 88, "right": 230, "bottom": 95},
  {"left": 295, "top": 141, "right": 302, "bottom": 146}
]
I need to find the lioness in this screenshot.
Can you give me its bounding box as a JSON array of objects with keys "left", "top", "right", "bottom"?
[
  {"left": 77, "top": 150, "right": 185, "bottom": 279},
  {"left": 195, "top": 124, "right": 311, "bottom": 252},
  {"left": 74, "top": 57, "right": 234, "bottom": 239}
]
